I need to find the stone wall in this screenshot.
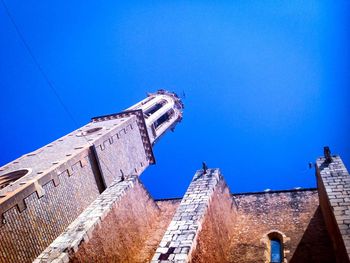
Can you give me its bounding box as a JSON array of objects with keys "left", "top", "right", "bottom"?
[
  {"left": 190, "top": 178, "right": 236, "bottom": 263},
  {"left": 135, "top": 199, "right": 181, "bottom": 262},
  {"left": 151, "top": 168, "right": 234, "bottom": 263},
  {"left": 229, "top": 189, "right": 336, "bottom": 263},
  {"left": 35, "top": 176, "right": 161, "bottom": 262},
  {"left": 316, "top": 155, "right": 350, "bottom": 263}
]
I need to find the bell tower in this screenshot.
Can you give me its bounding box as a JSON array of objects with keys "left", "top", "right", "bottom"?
[
  {"left": 0, "top": 90, "right": 183, "bottom": 263},
  {"left": 127, "top": 89, "right": 184, "bottom": 144}
]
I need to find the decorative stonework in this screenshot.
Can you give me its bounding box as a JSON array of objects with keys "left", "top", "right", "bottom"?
[{"left": 0, "top": 154, "right": 100, "bottom": 263}]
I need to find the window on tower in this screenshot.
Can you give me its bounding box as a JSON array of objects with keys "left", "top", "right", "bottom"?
[
  {"left": 144, "top": 100, "right": 167, "bottom": 117},
  {"left": 153, "top": 109, "right": 175, "bottom": 130}
]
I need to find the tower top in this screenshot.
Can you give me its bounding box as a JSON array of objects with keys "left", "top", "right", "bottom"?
[
  {"left": 128, "top": 89, "right": 184, "bottom": 144},
  {"left": 147, "top": 89, "right": 184, "bottom": 115}
]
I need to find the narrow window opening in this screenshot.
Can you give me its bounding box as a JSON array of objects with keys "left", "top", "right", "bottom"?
[
  {"left": 144, "top": 100, "right": 167, "bottom": 117},
  {"left": 154, "top": 109, "right": 174, "bottom": 130},
  {"left": 270, "top": 238, "right": 282, "bottom": 263}
]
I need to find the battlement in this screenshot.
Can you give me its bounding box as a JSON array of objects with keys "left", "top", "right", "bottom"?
[
  {"left": 0, "top": 113, "right": 153, "bottom": 262},
  {"left": 0, "top": 114, "right": 152, "bottom": 222}
]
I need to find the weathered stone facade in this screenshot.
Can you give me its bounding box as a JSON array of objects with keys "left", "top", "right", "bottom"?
[
  {"left": 1, "top": 90, "right": 349, "bottom": 263},
  {"left": 149, "top": 170, "right": 339, "bottom": 263},
  {"left": 230, "top": 190, "right": 336, "bottom": 263},
  {"left": 35, "top": 176, "right": 166, "bottom": 263}
]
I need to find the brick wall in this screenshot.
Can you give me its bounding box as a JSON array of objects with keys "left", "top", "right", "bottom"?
[
  {"left": 0, "top": 150, "right": 100, "bottom": 263},
  {"left": 150, "top": 170, "right": 335, "bottom": 263},
  {"left": 93, "top": 116, "right": 149, "bottom": 186},
  {"left": 316, "top": 155, "right": 350, "bottom": 263}
]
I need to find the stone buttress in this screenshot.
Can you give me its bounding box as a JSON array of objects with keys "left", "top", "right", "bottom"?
[
  {"left": 151, "top": 168, "right": 236, "bottom": 263},
  {"left": 34, "top": 176, "right": 161, "bottom": 262},
  {"left": 316, "top": 154, "right": 350, "bottom": 263}
]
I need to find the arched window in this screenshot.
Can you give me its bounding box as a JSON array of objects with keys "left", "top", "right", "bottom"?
[
  {"left": 262, "top": 231, "right": 288, "bottom": 263},
  {"left": 270, "top": 238, "right": 282, "bottom": 263}
]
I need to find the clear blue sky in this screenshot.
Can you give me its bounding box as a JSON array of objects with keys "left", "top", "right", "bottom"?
[{"left": 0, "top": 1, "right": 349, "bottom": 199}]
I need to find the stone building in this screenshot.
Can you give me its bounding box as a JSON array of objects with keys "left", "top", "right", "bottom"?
[{"left": 0, "top": 90, "right": 349, "bottom": 263}]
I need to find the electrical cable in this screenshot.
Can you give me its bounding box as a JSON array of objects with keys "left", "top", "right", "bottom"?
[{"left": 0, "top": 0, "right": 116, "bottom": 177}]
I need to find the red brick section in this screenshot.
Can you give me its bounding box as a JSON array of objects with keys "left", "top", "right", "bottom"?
[
  {"left": 316, "top": 155, "right": 350, "bottom": 263},
  {"left": 230, "top": 190, "right": 336, "bottom": 263},
  {"left": 0, "top": 153, "right": 100, "bottom": 263}
]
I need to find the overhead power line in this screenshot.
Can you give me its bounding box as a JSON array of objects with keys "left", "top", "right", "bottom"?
[
  {"left": 0, "top": 0, "right": 115, "bottom": 177},
  {"left": 0, "top": 0, "right": 78, "bottom": 126}
]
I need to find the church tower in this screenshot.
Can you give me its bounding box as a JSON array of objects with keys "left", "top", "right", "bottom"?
[
  {"left": 0, "top": 90, "right": 183, "bottom": 263},
  {"left": 127, "top": 89, "right": 184, "bottom": 144}
]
